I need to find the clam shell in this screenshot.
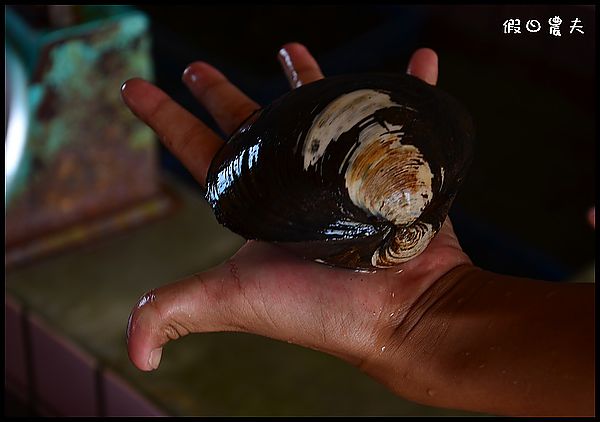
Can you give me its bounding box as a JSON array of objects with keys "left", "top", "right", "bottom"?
[{"left": 206, "top": 73, "right": 474, "bottom": 269}]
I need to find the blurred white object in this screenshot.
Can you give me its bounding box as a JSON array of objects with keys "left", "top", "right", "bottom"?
[{"left": 5, "top": 43, "right": 29, "bottom": 206}]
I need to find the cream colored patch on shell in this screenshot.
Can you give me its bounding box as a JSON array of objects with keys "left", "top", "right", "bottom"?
[
  {"left": 344, "top": 124, "right": 433, "bottom": 226},
  {"left": 302, "top": 89, "right": 436, "bottom": 268},
  {"left": 344, "top": 123, "right": 434, "bottom": 267},
  {"left": 302, "top": 90, "right": 398, "bottom": 170}
]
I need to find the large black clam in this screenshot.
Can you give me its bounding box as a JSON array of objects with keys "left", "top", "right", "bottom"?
[{"left": 205, "top": 73, "right": 474, "bottom": 270}]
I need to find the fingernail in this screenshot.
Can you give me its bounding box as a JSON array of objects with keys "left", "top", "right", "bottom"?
[
  {"left": 278, "top": 47, "right": 301, "bottom": 88},
  {"left": 182, "top": 66, "right": 200, "bottom": 84},
  {"left": 120, "top": 80, "right": 132, "bottom": 105},
  {"left": 120, "top": 79, "right": 141, "bottom": 108},
  {"left": 182, "top": 66, "right": 195, "bottom": 83},
  {"left": 278, "top": 46, "right": 291, "bottom": 63},
  {"left": 278, "top": 47, "right": 295, "bottom": 73},
  {"left": 149, "top": 347, "right": 163, "bottom": 370},
  {"left": 126, "top": 312, "right": 134, "bottom": 345}
]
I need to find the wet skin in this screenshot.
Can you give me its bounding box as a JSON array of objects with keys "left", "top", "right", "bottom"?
[{"left": 121, "top": 44, "right": 594, "bottom": 416}]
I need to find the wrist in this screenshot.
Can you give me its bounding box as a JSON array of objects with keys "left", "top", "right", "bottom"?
[
  {"left": 361, "top": 265, "right": 594, "bottom": 416},
  {"left": 358, "top": 264, "right": 480, "bottom": 406}
]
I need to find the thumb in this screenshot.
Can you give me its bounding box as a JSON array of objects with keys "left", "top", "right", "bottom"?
[
  {"left": 125, "top": 242, "right": 377, "bottom": 371},
  {"left": 126, "top": 270, "right": 234, "bottom": 371}
]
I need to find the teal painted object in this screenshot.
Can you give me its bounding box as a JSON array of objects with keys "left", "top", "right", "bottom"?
[
  {"left": 5, "top": 5, "right": 157, "bottom": 247},
  {"left": 5, "top": 6, "right": 148, "bottom": 79}
]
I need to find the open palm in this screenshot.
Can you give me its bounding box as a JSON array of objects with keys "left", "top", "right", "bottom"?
[{"left": 122, "top": 44, "right": 471, "bottom": 379}]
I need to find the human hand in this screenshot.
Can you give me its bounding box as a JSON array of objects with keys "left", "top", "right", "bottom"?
[{"left": 121, "top": 43, "right": 471, "bottom": 394}]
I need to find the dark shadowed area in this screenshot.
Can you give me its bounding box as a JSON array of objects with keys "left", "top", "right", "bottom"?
[{"left": 142, "top": 4, "right": 595, "bottom": 281}]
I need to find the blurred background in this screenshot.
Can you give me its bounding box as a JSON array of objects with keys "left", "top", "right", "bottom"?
[{"left": 5, "top": 4, "right": 595, "bottom": 417}]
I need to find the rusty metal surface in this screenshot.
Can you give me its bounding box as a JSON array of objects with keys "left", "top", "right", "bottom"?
[{"left": 5, "top": 6, "right": 161, "bottom": 265}]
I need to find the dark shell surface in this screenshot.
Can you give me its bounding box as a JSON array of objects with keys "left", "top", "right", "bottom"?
[{"left": 205, "top": 73, "right": 474, "bottom": 270}]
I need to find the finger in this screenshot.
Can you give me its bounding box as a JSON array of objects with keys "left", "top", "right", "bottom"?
[
  {"left": 121, "top": 78, "right": 222, "bottom": 186},
  {"left": 278, "top": 42, "right": 324, "bottom": 88},
  {"left": 126, "top": 243, "right": 376, "bottom": 371},
  {"left": 588, "top": 207, "right": 595, "bottom": 229},
  {"left": 126, "top": 273, "right": 230, "bottom": 372},
  {"left": 182, "top": 62, "right": 260, "bottom": 136},
  {"left": 406, "top": 48, "right": 439, "bottom": 86}
]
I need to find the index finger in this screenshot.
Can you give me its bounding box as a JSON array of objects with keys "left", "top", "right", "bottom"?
[{"left": 121, "top": 78, "right": 223, "bottom": 186}]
